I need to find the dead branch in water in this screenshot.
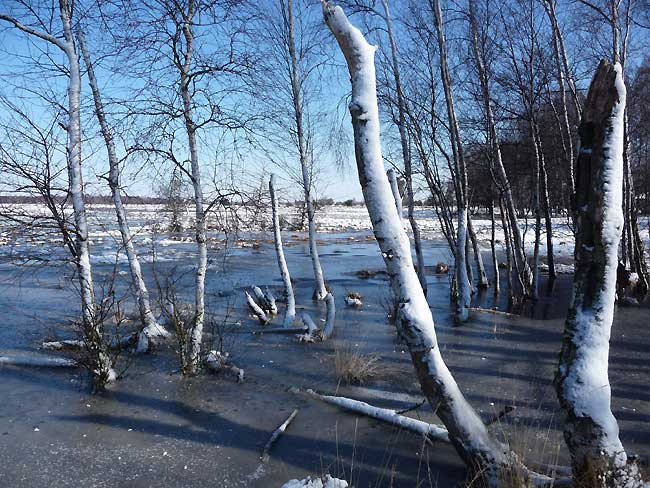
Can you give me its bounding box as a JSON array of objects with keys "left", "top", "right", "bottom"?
[{"left": 260, "top": 408, "right": 299, "bottom": 462}]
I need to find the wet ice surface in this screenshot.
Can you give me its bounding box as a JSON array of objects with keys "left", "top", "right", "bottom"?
[{"left": 0, "top": 209, "right": 649, "bottom": 487}]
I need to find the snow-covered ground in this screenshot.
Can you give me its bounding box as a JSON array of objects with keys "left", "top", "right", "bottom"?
[{"left": 1, "top": 203, "right": 648, "bottom": 265}]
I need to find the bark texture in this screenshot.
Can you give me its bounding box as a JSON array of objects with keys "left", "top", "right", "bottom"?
[
  {"left": 555, "top": 60, "right": 645, "bottom": 488},
  {"left": 286, "top": 0, "right": 327, "bottom": 301},
  {"left": 270, "top": 175, "right": 296, "bottom": 327},
  {"left": 322, "top": 3, "right": 533, "bottom": 482},
  {"left": 77, "top": 30, "right": 168, "bottom": 352}
]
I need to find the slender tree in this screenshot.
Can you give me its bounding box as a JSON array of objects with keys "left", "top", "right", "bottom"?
[
  {"left": 0, "top": 0, "right": 115, "bottom": 389},
  {"left": 322, "top": 3, "right": 549, "bottom": 483},
  {"left": 76, "top": 29, "right": 169, "bottom": 351}
]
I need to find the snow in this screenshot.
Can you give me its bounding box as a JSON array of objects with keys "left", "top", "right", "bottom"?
[
  {"left": 560, "top": 62, "right": 628, "bottom": 465},
  {"left": 4, "top": 202, "right": 646, "bottom": 268},
  {"left": 0, "top": 355, "right": 77, "bottom": 367},
  {"left": 281, "top": 475, "right": 348, "bottom": 488},
  {"left": 307, "top": 389, "right": 449, "bottom": 442}
]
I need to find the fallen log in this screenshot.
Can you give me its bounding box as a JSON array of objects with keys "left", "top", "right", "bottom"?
[
  {"left": 0, "top": 355, "right": 78, "bottom": 368},
  {"left": 246, "top": 291, "right": 270, "bottom": 325},
  {"left": 42, "top": 339, "right": 85, "bottom": 351},
  {"left": 304, "top": 389, "right": 448, "bottom": 443},
  {"left": 260, "top": 408, "right": 299, "bottom": 462}
]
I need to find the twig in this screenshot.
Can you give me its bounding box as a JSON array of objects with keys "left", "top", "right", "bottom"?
[
  {"left": 396, "top": 399, "right": 426, "bottom": 415},
  {"left": 261, "top": 409, "right": 299, "bottom": 462}
]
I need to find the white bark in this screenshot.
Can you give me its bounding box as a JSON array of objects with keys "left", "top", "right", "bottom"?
[
  {"left": 77, "top": 30, "right": 168, "bottom": 352},
  {"left": 467, "top": 215, "right": 489, "bottom": 288},
  {"left": 246, "top": 291, "right": 271, "bottom": 325},
  {"left": 319, "top": 292, "right": 336, "bottom": 341},
  {"left": 379, "top": 0, "right": 427, "bottom": 296},
  {"left": 261, "top": 408, "right": 299, "bottom": 462},
  {"left": 467, "top": 0, "right": 531, "bottom": 294},
  {"left": 301, "top": 313, "right": 319, "bottom": 335},
  {"left": 555, "top": 60, "right": 645, "bottom": 487},
  {"left": 175, "top": 0, "right": 207, "bottom": 373},
  {"left": 284, "top": 0, "right": 326, "bottom": 301},
  {"left": 322, "top": 3, "right": 519, "bottom": 480},
  {"left": 306, "top": 389, "right": 449, "bottom": 442},
  {"left": 0, "top": 2, "right": 115, "bottom": 387},
  {"left": 431, "top": 0, "right": 472, "bottom": 320},
  {"left": 270, "top": 175, "right": 296, "bottom": 327},
  {"left": 386, "top": 169, "right": 403, "bottom": 221}
]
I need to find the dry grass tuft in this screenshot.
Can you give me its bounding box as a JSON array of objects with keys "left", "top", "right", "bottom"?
[{"left": 334, "top": 346, "right": 379, "bottom": 385}]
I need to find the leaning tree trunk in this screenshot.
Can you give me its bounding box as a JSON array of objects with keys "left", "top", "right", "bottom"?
[
  {"left": 286, "top": 0, "right": 327, "bottom": 301},
  {"left": 77, "top": 30, "right": 168, "bottom": 352},
  {"left": 555, "top": 60, "right": 645, "bottom": 488},
  {"left": 322, "top": 4, "right": 541, "bottom": 483},
  {"left": 270, "top": 175, "right": 296, "bottom": 328}
]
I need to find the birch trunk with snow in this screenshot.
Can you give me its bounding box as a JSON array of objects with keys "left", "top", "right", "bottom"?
[
  {"left": 467, "top": 215, "right": 489, "bottom": 288},
  {"left": 555, "top": 60, "right": 645, "bottom": 487},
  {"left": 270, "top": 175, "right": 296, "bottom": 327},
  {"left": 286, "top": 0, "right": 327, "bottom": 301},
  {"left": 0, "top": 1, "right": 114, "bottom": 388},
  {"left": 77, "top": 30, "right": 168, "bottom": 352},
  {"left": 177, "top": 0, "right": 207, "bottom": 373},
  {"left": 468, "top": 0, "right": 531, "bottom": 295},
  {"left": 322, "top": 3, "right": 528, "bottom": 481},
  {"left": 380, "top": 0, "right": 426, "bottom": 295},
  {"left": 432, "top": 0, "right": 471, "bottom": 320}
]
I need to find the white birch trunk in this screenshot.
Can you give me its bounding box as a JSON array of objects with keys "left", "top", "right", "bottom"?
[
  {"left": 386, "top": 169, "right": 403, "bottom": 221},
  {"left": 467, "top": 215, "right": 489, "bottom": 288},
  {"left": 77, "top": 31, "right": 168, "bottom": 352},
  {"left": 322, "top": 4, "right": 523, "bottom": 480},
  {"left": 380, "top": 0, "right": 427, "bottom": 295},
  {"left": 319, "top": 292, "right": 336, "bottom": 341},
  {"left": 177, "top": 0, "right": 207, "bottom": 373},
  {"left": 286, "top": 0, "right": 327, "bottom": 301},
  {"left": 432, "top": 0, "right": 472, "bottom": 320},
  {"left": 468, "top": 0, "right": 531, "bottom": 294},
  {"left": 555, "top": 60, "right": 644, "bottom": 487}
]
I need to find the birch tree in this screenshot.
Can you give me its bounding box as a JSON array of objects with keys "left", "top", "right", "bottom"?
[
  {"left": 0, "top": 0, "right": 114, "bottom": 389},
  {"left": 555, "top": 59, "right": 646, "bottom": 488},
  {"left": 76, "top": 29, "right": 169, "bottom": 352},
  {"left": 430, "top": 0, "right": 472, "bottom": 321},
  {"left": 270, "top": 174, "right": 296, "bottom": 327},
  {"left": 322, "top": 3, "right": 548, "bottom": 483},
  {"left": 468, "top": 0, "right": 532, "bottom": 296},
  {"left": 284, "top": 0, "right": 327, "bottom": 300}
]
